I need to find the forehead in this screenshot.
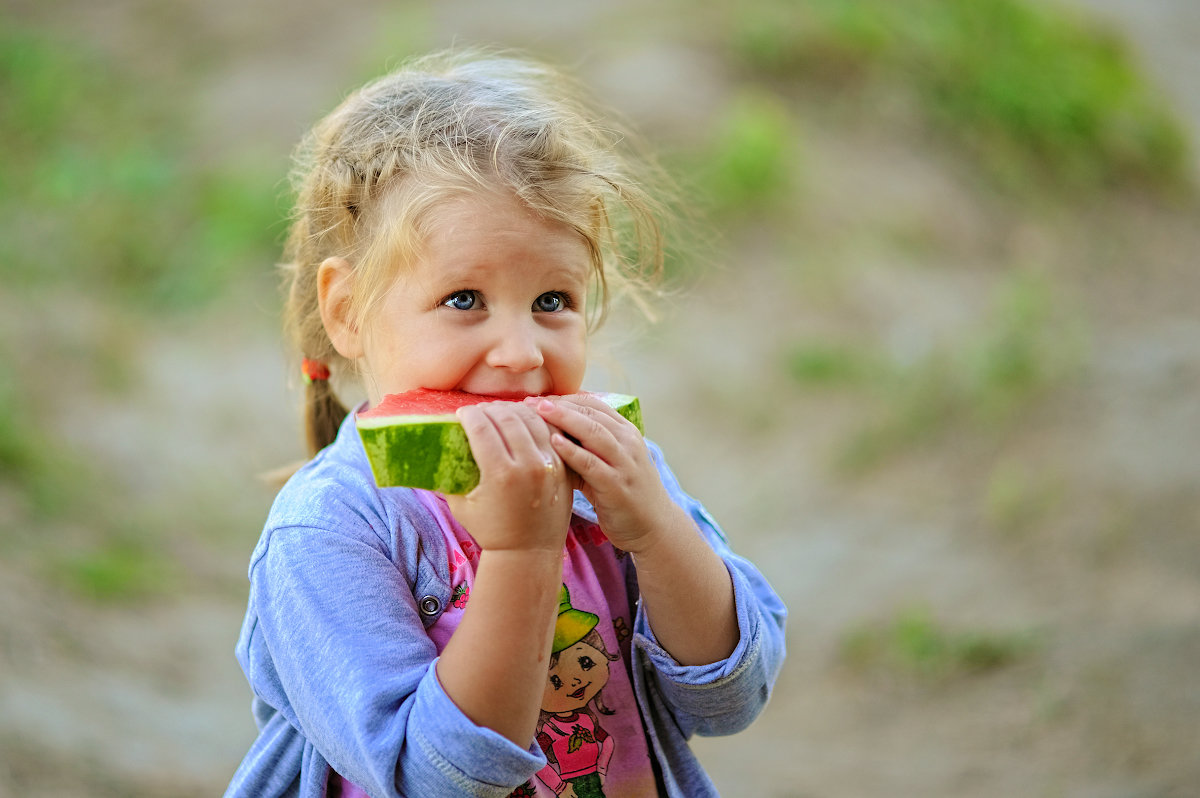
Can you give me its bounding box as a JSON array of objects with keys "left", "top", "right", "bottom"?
[{"left": 421, "top": 191, "right": 591, "bottom": 272}]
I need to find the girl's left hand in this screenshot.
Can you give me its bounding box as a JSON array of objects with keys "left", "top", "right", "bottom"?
[{"left": 528, "top": 394, "right": 678, "bottom": 554}]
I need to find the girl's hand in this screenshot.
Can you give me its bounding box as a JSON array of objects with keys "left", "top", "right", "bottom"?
[
  {"left": 535, "top": 395, "right": 741, "bottom": 667},
  {"left": 445, "top": 401, "right": 573, "bottom": 553},
  {"left": 530, "top": 394, "right": 681, "bottom": 554}
]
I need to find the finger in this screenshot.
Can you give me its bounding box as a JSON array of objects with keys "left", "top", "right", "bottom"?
[
  {"left": 479, "top": 402, "right": 539, "bottom": 457},
  {"left": 480, "top": 401, "right": 562, "bottom": 477},
  {"left": 534, "top": 398, "right": 625, "bottom": 461},
  {"left": 457, "top": 405, "right": 512, "bottom": 467},
  {"left": 518, "top": 410, "right": 566, "bottom": 481},
  {"left": 550, "top": 429, "right": 611, "bottom": 483},
  {"left": 543, "top": 395, "right": 630, "bottom": 437},
  {"left": 539, "top": 392, "right": 624, "bottom": 420},
  {"left": 511, "top": 400, "right": 556, "bottom": 453}
]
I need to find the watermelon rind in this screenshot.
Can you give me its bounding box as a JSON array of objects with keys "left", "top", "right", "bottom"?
[{"left": 357, "top": 392, "right": 642, "bottom": 494}]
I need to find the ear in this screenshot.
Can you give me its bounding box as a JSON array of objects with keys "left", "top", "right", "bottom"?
[{"left": 317, "top": 257, "right": 363, "bottom": 360}]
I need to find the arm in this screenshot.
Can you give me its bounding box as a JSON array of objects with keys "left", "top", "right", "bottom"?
[
  {"left": 630, "top": 475, "right": 789, "bottom": 737},
  {"left": 435, "top": 547, "right": 562, "bottom": 744},
  {"left": 248, "top": 519, "right": 547, "bottom": 797},
  {"left": 626, "top": 504, "right": 738, "bottom": 665},
  {"left": 244, "top": 402, "right": 595, "bottom": 797},
  {"left": 533, "top": 396, "right": 737, "bottom": 665},
  {"left": 534, "top": 395, "right": 786, "bottom": 736},
  {"left": 437, "top": 401, "right": 575, "bottom": 746}
]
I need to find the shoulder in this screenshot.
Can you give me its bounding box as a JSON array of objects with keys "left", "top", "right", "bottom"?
[{"left": 253, "top": 411, "right": 440, "bottom": 571}]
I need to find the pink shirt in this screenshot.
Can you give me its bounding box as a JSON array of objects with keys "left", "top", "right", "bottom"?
[{"left": 333, "top": 491, "right": 658, "bottom": 797}]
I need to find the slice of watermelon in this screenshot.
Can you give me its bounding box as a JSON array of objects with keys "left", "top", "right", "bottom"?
[{"left": 356, "top": 389, "right": 643, "bottom": 493}]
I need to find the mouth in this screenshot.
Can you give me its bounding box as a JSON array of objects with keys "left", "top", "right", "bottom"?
[
  {"left": 569, "top": 683, "right": 590, "bottom": 700},
  {"left": 461, "top": 388, "right": 550, "bottom": 402}
]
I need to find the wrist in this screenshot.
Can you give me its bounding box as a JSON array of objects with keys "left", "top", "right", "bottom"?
[
  {"left": 478, "top": 546, "right": 564, "bottom": 573},
  {"left": 625, "top": 502, "right": 692, "bottom": 561}
]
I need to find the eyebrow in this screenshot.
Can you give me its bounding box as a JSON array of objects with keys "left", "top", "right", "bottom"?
[{"left": 435, "top": 262, "right": 590, "bottom": 287}]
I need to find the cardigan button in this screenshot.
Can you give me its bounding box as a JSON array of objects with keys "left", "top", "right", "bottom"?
[{"left": 418, "top": 595, "right": 441, "bottom": 616}]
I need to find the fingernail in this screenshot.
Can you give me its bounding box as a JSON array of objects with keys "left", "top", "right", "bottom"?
[{"left": 538, "top": 399, "right": 555, "bottom": 412}]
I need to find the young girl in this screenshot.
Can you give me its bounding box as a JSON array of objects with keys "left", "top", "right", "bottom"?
[{"left": 226, "top": 49, "right": 787, "bottom": 798}]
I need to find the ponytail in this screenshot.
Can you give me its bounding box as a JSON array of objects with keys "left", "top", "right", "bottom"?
[
  {"left": 302, "top": 362, "right": 349, "bottom": 457},
  {"left": 262, "top": 361, "right": 349, "bottom": 488}
]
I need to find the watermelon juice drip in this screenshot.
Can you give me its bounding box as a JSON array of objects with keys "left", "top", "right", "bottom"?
[{"left": 356, "top": 389, "right": 642, "bottom": 494}]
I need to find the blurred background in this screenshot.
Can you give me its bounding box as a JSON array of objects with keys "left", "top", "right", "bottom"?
[{"left": 2, "top": 0, "right": 1198, "bottom": 795}]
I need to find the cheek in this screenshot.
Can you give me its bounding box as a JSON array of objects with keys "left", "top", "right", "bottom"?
[
  {"left": 551, "top": 324, "right": 589, "bottom": 390},
  {"left": 378, "top": 324, "right": 479, "bottom": 388}
]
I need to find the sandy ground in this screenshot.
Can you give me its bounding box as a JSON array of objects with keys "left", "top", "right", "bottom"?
[{"left": 2, "top": 1, "right": 1198, "bottom": 796}]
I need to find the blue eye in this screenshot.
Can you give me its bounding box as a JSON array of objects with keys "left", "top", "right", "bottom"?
[
  {"left": 534, "top": 292, "right": 568, "bottom": 313},
  {"left": 443, "top": 290, "right": 478, "bottom": 311}
]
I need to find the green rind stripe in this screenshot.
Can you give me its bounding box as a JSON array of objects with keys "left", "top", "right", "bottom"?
[{"left": 357, "top": 393, "right": 642, "bottom": 494}]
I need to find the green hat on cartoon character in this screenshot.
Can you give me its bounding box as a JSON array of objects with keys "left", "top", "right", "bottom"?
[{"left": 552, "top": 584, "right": 599, "bottom": 654}]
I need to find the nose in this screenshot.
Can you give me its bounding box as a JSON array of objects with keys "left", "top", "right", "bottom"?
[{"left": 485, "top": 316, "right": 544, "bottom": 373}]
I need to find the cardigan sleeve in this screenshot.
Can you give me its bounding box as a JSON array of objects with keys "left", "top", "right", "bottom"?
[
  {"left": 240, "top": 499, "right": 546, "bottom": 797},
  {"left": 630, "top": 442, "right": 788, "bottom": 738}
]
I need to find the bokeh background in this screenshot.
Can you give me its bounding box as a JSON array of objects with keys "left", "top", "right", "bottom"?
[{"left": 2, "top": 1, "right": 1198, "bottom": 796}]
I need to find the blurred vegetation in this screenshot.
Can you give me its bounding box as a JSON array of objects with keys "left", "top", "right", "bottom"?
[
  {"left": 0, "top": 378, "right": 176, "bottom": 601},
  {"left": 719, "top": 0, "right": 1190, "bottom": 196},
  {"left": 47, "top": 535, "right": 181, "bottom": 602},
  {"left": 1, "top": 23, "right": 286, "bottom": 601},
  {"left": 983, "top": 459, "right": 1064, "bottom": 538},
  {"left": 691, "top": 87, "right": 801, "bottom": 219},
  {"left": 788, "top": 270, "right": 1088, "bottom": 472},
  {"left": 689, "top": 0, "right": 1191, "bottom": 478},
  {"left": 0, "top": 25, "right": 286, "bottom": 312},
  {"left": 840, "top": 605, "right": 1038, "bottom": 683},
  {"left": 0, "top": 374, "right": 70, "bottom": 518}
]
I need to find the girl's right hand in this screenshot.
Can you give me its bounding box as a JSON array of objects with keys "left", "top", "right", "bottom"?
[{"left": 445, "top": 401, "right": 574, "bottom": 552}]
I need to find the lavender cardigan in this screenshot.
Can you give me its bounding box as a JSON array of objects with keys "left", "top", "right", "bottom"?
[{"left": 226, "top": 411, "right": 787, "bottom": 797}]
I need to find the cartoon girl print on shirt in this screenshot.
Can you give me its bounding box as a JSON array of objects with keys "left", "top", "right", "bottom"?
[{"left": 534, "top": 584, "right": 621, "bottom": 798}]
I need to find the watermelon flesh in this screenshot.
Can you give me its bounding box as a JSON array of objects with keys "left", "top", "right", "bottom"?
[{"left": 357, "top": 389, "right": 643, "bottom": 494}]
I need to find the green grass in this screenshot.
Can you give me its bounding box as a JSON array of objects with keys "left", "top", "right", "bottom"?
[
  {"left": 0, "top": 24, "right": 284, "bottom": 603},
  {"left": 695, "top": 87, "right": 800, "bottom": 217},
  {"left": 0, "top": 363, "right": 181, "bottom": 601},
  {"left": 0, "top": 386, "right": 181, "bottom": 602},
  {"left": 47, "top": 537, "right": 180, "bottom": 603},
  {"left": 788, "top": 342, "right": 880, "bottom": 385},
  {"left": 840, "top": 606, "right": 1036, "bottom": 681},
  {"left": 984, "top": 460, "right": 1063, "bottom": 537},
  {"left": 787, "top": 271, "right": 1087, "bottom": 472},
  {"left": 0, "top": 25, "right": 286, "bottom": 311},
  {"left": 726, "top": 0, "right": 1190, "bottom": 194},
  {"left": 0, "top": 373, "right": 85, "bottom": 520}
]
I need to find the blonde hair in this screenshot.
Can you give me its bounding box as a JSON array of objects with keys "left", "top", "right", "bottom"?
[{"left": 281, "top": 48, "right": 671, "bottom": 456}]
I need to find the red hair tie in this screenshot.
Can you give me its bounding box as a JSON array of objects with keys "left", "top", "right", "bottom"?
[{"left": 301, "top": 357, "right": 331, "bottom": 384}]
